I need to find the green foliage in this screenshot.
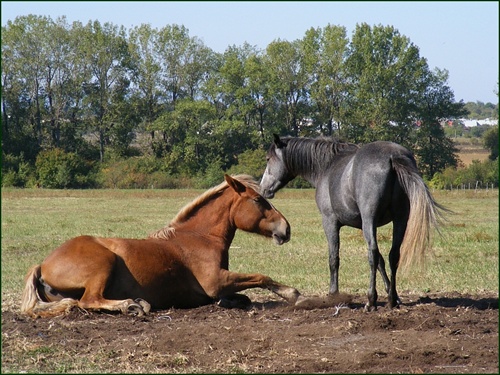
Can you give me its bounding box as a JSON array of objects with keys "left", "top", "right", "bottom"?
[
  {"left": 35, "top": 148, "right": 94, "bottom": 188},
  {"left": 98, "top": 156, "right": 183, "bottom": 189},
  {"left": 464, "top": 101, "right": 498, "bottom": 120},
  {"left": 1, "top": 153, "right": 36, "bottom": 187},
  {"left": 2, "top": 16, "right": 496, "bottom": 188},
  {"left": 482, "top": 125, "right": 499, "bottom": 160},
  {"left": 414, "top": 121, "right": 459, "bottom": 178},
  {"left": 429, "top": 159, "right": 498, "bottom": 189},
  {"left": 225, "top": 148, "right": 267, "bottom": 179},
  {"left": 195, "top": 158, "right": 225, "bottom": 189}
]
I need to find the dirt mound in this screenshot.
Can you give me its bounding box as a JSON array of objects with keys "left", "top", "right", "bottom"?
[{"left": 2, "top": 292, "right": 498, "bottom": 373}]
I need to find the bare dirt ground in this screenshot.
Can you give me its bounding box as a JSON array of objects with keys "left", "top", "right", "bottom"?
[{"left": 2, "top": 292, "right": 498, "bottom": 374}]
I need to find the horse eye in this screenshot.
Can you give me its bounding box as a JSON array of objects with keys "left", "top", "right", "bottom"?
[{"left": 253, "top": 196, "right": 266, "bottom": 205}]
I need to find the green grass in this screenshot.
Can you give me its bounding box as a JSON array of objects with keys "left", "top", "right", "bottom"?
[{"left": 1, "top": 187, "right": 498, "bottom": 309}]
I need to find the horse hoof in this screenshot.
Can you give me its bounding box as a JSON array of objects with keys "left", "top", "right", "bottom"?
[
  {"left": 135, "top": 298, "right": 151, "bottom": 314},
  {"left": 364, "top": 303, "right": 377, "bottom": 312},
  {"left": 286, "top": 289, "right": 301, "bottom": 304},
  {"left": 294, "top": 295, "right": 320, "bottom": 309},
  {"left": 388, "top": 302, "right": 401, "bottom": 309},
  {"left": 126, "top": 302, "right": 146, "bottom": 316}
]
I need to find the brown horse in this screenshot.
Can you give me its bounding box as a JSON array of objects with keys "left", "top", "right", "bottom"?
[{"left": 21, "top": 174, "right": 301, "bottom": 318}]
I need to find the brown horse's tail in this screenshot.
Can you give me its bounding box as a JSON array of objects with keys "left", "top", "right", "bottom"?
[
  {"left": 20, "top": 265, "right": 77, "bottom": 318},
  {"left": 392, "top": 156, "right": 449, "bottom": 273},
  {"left": 20, "top": 265, "right": 43, "bottom": 316}
]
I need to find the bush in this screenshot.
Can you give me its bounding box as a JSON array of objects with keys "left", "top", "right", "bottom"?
[
  {"left": 225, "top": 148, "right": 267, "bottom": 180},
  {"left": 428, "top": 159, "right": 498, "bottom": 189},
  {"left": 98, "top": 156, "right": 185, "bottom": 189},
  {"left": 1, "top": 152, "right": 36, "bottom": 187},
  {"left": 35, "top": 148, "right": 94, "bottom": 188},
  {"left": 196, "top": 159, "right": 225, "bottom": 189}
]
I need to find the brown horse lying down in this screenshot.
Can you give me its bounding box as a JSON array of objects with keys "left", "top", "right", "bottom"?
[{"left": 21, "top": 175, "right": 301, "bottom": 318}]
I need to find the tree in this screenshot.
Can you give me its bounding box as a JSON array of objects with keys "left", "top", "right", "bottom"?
[
  {"left": 244, "top": 51, "right": 271, "bottom": 145},
  {"left": 264, "top": 39, "right": 309, "bottom": 136},
  {"left": 301, "top": 24, "right": 349, "bottom": 137},
  {"left": 128, "top": 24, "right": 163, "bottom": 140},
  {"left": 1, "top": 17, "right": 41, "bottom": 160},
  {"left": 483, "top": 125, "right": 499, "bottom": 160},
  {"left": 156, "top": 24, "right": 199, "bottom": 105},
  {"left": 1, "top": 15, "right": 54, "bottom": 152},
  {"left": 151, "top": 98, "right": 217, "bottom": 174},
  {"left": 413, "top": 68, "right": 468, "bottom": 177},
  {"left": 343, "top": 23, "right": 427, "bottom": 144},
  {"left": 203, "top": 43, "right": 263, "bottom": 149},
  {"left": 78, "top": 20, "right": 132, "bottom": 161}
]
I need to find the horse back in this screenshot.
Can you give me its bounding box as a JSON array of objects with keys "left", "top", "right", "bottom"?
[{"left": 324, "top": 141, "right": 413, "bottom": 227}]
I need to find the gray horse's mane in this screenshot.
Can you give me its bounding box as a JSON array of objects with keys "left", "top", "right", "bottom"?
[
  {"left": 278, "top": 136, "right": 359, "bottom": 176},
  {"left": 148, "top": 174, "right": 260, "bottom": 240}
]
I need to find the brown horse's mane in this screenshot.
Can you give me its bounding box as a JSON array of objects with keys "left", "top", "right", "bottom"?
[{"left": 148, "top": 174, "right": 260, "bottom": 240}]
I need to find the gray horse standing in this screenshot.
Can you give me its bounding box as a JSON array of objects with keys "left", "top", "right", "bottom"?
[{"left": 260, "top": 134, "right": 447, "bottom": 311}]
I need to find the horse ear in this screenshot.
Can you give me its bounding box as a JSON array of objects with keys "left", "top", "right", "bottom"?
[
  {"left": 273, "top": 134, "right": 286, "bottom": 149},
  {"left": 224, "top": 174, "right": 246, "bottom": 194}
]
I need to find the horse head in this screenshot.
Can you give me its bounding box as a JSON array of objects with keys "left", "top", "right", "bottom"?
[
  {"left": 225, "top": 174, "right": 290, "bottom": 245},
  {"left": 260, "top": 134, "right": 296, "bottom": 199}
]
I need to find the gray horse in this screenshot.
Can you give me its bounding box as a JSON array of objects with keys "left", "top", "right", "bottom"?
[{"left": 260, "top": 134, "right": 448, "bottom": 311}]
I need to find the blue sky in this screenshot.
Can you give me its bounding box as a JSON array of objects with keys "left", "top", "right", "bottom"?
[{"left": 2, "top": 1, "right": 498, "bottom": 104}]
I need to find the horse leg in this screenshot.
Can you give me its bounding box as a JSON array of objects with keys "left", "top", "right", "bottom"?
[
  {"left": 209, "top": 270, "right": 301, "bottom": 304},
  {"left": 41, "top": 238, "right": 150, "bottom": 316},
  {"left": 362, "top": 221, "right": 379, "bottom": 311},
  {"left": 387, "top": 218, "right": 407, "bottom": 308},
  {"left": 75, "top": 266, "right": 151, "bottom": 316},
  {"left": 377, "top": 254, "right": 391, "bottom": 295},
  {"left": 78, "top": 291, "right": 150, "bottom": 316},
  {"left": 322, "top": 216, "right": 341, "bottom": 295}
]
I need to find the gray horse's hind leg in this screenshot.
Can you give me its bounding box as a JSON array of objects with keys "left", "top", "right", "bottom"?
[
  {"left": 362, "top": 220, "right": 380, "bottom": 311},
  {"left": 387, "top": 214, "right": 408, "bottom": 308},
  {"left": 377, "top": 255, "right": 391, "bottom": 295}
]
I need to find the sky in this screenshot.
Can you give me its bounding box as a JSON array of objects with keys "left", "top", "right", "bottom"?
[{"left": 2, "top": 1, "right": 499, "bottom": 104}]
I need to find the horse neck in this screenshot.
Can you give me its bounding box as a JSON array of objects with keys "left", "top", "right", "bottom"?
[
  {"left": 284, "top": 142, "right": 330, "bottom": 186},
  {"left": 172, "top": 189, "right": 237, "bottom": 249},
  {"left": 284, "top": 138, "right": 357, "bottom": 186}
]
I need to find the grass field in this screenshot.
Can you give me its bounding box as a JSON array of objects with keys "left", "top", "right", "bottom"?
[{"left": 1, "top": 186, "right": 498, "bottom": 311}]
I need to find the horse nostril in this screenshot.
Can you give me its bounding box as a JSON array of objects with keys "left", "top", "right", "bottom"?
[{"left": 262, "top": 189, "right": 275, "bottom": 199}]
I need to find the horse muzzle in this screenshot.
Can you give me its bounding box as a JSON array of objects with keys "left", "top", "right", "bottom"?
[
  {"left": 262, "top": 189, "right": 275, "bottom": 199},
  {"left": 272, "top": 221, "right": 291, "bottom": 245}
]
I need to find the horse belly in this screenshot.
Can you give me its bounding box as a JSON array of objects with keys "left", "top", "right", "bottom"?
[
  {"left": 108, "top": 265, "right": 212, "bottom": 309},
  {"left": 104, "top": 239, "right": 213, "bottom": 309},
  {"left": 324, "top": 170, "right": 363, "bottom": 228}
]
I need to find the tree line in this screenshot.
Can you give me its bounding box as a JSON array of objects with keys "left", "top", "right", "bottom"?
[{"left": 2, "top": 15, "right": 495, "bottom": 189}]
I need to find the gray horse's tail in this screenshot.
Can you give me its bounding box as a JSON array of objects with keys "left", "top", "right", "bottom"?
[
  {"left": 392, "top": 156, "right": 448, "bottom": 272},
  {"left": 21, "top": 264, "right": 77, "bottom": 318}
]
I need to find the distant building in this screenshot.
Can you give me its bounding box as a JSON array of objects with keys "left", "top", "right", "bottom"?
[{"left": 460, "top": 118, "right": 498, "bottom": 127}]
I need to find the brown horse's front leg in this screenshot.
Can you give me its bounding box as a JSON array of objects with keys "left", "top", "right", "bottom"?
[
  {"left": 211, "top": 270, "right": 300, "bottom": 304},
  {"left": 266, "top": 280, "right": 301, "bottom": 303}
]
